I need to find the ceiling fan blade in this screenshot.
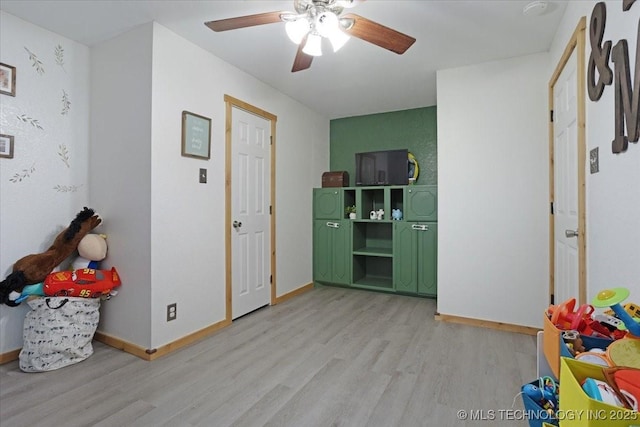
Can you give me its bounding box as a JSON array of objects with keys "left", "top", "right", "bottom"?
[
  {"left": 342, "top": 13, "right": 416, "bottom": 54},
  {"left": 292, "top": 40, "right": 313, "bottom": 72},
  {"left": 205, "top": 11, "right": 286, "bottom": 32}
]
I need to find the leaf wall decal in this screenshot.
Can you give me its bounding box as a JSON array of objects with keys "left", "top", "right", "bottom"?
[
  {"left": 16, "top": 114, "right": 44, "bottom": 130},
  {"left": 55, "top": 44, "right": 65, "bottom": 68},
  {"left": 61, "top": 90, "right": 71, "bottom": 115},
  {"left": 24, "top": 46, "right": 45, "bottom": 75},
  {"left": 9, "top": 163, "right": 36, "bottom": 183},
  {"left": 58, "top": 144, "right": 70, "bottom": 167},
  {"left": 53, "top": 184, "right": 82, "bottom": 193}
]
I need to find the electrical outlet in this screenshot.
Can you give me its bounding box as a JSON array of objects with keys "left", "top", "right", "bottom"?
[
  {"left": 167, "top": 303, "right": 177, "bottom": 321},
  {"left": 199, "top": 168, "right": 207, "bottom": 183}
]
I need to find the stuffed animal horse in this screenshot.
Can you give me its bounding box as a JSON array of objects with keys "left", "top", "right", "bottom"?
[{"left": 0, "top": 207, "right": 101, "bottom": 306}]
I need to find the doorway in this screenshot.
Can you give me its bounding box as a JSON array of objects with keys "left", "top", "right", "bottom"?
[
  {"left": 224, "top": 95, "right": 277, "bottom": 320},
  {"left": 548, "top": 18, "right": 587, "bottom": 305}
]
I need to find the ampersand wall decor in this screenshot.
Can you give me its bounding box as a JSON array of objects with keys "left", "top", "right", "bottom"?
[
  {"left": 611, "top": 22, "right": 640, "bottom": 153},
  {"left": 588, "top": 2, "right": 613, "bottom": 101},
  {"left": 623, "top": 0, "right": 636, "bottom": 12},
  {"left": 588, "top": 1, "right": 640, "bottom": 154}
]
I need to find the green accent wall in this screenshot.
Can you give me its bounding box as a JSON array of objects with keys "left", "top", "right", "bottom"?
[{"left": 329, "top": 106, "right": 437, "bottom": 185}]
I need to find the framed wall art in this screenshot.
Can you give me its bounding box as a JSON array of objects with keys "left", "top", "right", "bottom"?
[
  {"left": 181, "top": 111, "right": 211, "bottom": 160},
  {"left": 0, "top": 63, "right": 16, "bottom": 97},
  {"left": 0, "top": 134, "right": 15, "bottom": 158}
]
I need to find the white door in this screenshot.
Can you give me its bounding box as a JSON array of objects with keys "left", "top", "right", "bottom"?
[
  {"left": 553, "top": 48, "right": 579, "bottom": 305},
  {"left": 231, "top": 106, "right": 271, "bottom": 319}
]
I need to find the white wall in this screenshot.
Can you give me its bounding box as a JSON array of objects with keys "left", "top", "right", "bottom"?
[
  {"left": 94, "top": 23, "right": 329, "bottom": 350},
  {"left": 438, "top": 0, "right": 640, "bottom": 329},
  {"left": 437, "top": 52, "right": 550, "bottom": 328},
  {"left": 0, "top": 15, "right": 328, "bottom": 355},
  {"left": 90, "top": 23, "right": 154, "bottom": 349},
  {"left": 549, "top": 0, "right": 640, "bottom": 301},
  {"left": 0, "top": 12, "right": 91, "bottom": 353}
]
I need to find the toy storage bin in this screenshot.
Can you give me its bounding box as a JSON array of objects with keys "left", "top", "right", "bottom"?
[
  {"left": 543, "top": 314, "right": 613, "bottom": 379},
  {"left": 559, "top": 357, "right": 639, "bottom": 427},
  {"left": 521, "top": 380, "right": 559, "bottom": 427},
  {"left": 19, "top": 297, "right": 100, "bottom": 372}
]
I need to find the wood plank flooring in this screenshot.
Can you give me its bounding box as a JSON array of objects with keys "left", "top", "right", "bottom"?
[{"left": 0, "top": 286, "right": 537, "bottom": 426}]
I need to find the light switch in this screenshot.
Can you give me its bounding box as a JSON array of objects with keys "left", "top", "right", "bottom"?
[
  {"left": 590, "top": 148, "right": 599, "bottom": 174},
  {"left": 199, "top": 168, "right": 207, "bottom": 183}
]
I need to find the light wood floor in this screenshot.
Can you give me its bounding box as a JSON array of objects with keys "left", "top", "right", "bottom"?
[{"left": 0, "top": 286, "right": 537, "bottom": 426}]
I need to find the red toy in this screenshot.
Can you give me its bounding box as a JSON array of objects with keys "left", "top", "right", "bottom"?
[
  {"left": 44, "top": 267, "right": 121, "bottom": 298},
  {"left": 549, "top": 298, "right": 594, "bottom": 331}
]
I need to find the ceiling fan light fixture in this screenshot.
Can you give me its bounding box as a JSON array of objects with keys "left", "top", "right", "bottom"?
[
  {"left": 315, "top": 11, "right": 339, "bottom": 38},
  {"left": 329, "top": 30, "right": 350, "bottom": 52},
  {"left": 303, "top": 32, "right": 323, "bottom": 56},
  {"left": 285, "top": 18, "right": 310, "bottom": 44}
]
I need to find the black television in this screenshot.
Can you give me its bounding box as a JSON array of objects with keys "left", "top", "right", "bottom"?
[{"left": 355, "top": 149, "right": 408, "bottom": 186}]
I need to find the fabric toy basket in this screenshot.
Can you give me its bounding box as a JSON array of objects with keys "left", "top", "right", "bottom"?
[{"left": 19, "top": 296, "right": 100, "bottom": 372}]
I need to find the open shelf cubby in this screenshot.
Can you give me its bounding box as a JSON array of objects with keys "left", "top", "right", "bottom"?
[
  {"left": 352, "top": 221, "right": 392, "bottom": 256},
  {"left": 360, "top": 188, "right": 385, "bottom": 219},
  {"left": 352, "top": 255, "right": 393, "bottom": 289},
  {"left": 390, "top": 187, "right": 404, "bottom": 213}
]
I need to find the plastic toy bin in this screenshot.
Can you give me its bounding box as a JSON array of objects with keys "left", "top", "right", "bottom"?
[
  {"left": 521, "top": 380, "right": 559, "bottom": 427},
  {"left": 558, "top": 357, "right": 639, "bottom": 427},
  {"left": 543, "top": 313, "right": 612, "bottom": 379}
]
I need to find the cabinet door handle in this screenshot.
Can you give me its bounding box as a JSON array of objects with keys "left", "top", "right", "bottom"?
[
  {"left": 411, "top": 224, "right": 429, "bottom": 231},
  {"left": 326, "top": 222, "right": 340, "bottom": 228}
]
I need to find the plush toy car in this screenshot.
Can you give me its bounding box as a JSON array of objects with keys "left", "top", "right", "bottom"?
[{"left": 44, "top": 267, "right": 121, "bottom": 298}]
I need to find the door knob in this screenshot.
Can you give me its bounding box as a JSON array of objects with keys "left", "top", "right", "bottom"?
[
  {"left": 565, "top": 229, "right": 579, "bottom": 238},
  {"left": 233, "top": 220, "right": 242, "bottom": 229}
]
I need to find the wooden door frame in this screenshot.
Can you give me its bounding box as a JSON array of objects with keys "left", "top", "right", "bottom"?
[
  {"left": 548, "top": 17, "right": 587, "bottom": 305},
  {"left": 224, "top": 95, "right": 278, "bottom": 322}
]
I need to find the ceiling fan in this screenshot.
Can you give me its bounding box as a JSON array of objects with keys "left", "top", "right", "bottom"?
[{"left": 204, "top": 0, "right": 416, "bottom": 72}]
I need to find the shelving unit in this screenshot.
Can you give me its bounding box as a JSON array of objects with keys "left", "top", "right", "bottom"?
[{"left": 312, "top": 185, "right": 438, "bottom": 297}]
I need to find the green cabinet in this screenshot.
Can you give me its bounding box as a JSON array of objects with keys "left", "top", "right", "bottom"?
[
  {"left": 312, "top": 185, "right": 437, "bottom": 297},
  {"left": 313, "top": 188, "right": 342, "bottom": 219},
  {"left": 393, "top": 222, "right": 437, "bottom": 296},
  {"left": 313, "top": 220, "right": 351, "bottom": 284},
  {"left": 404, "top": 185, "right": 437, "bottom": 221}
]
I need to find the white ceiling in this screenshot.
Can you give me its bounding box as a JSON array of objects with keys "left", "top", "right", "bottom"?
[{"left": 0, "top": 0, "right": 567, "bottom": 119}]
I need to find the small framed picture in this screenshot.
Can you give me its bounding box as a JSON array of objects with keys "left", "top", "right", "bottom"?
[
  {"left": 182, "top": 111, "right": 211, "bottom": 160},
  {"left": 0, "top": 63, "right": 16, "bottom": 97},
  {"left": 0, "top": 134, "right": 15, "bottom": 158}
]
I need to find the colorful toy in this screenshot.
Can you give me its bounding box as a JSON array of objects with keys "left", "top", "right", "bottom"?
[
  {"left": 591, "top": 288, "right": 640, "bottom": 337},
  {"left": 605, "top": 368, "right": 640, "bottom": 410},
  {"left": 606, "top": 302, "right": 640, "bottom": 319},
  {"left": 523, "top": 376, "right": 559, "bottom": 414},
  {"left": 624, "top": 303, "right": 640, "bottom": 319},
  {"left": 0, "top": 207, "right": 102, "bottom": 306},
  {"left": 549, "top": 298, "right": 594, "bottom": 331},
  {"left": 71, "top": 233, "right": 108, "bottom": 270},
  {"left": 606, "top": 338, "right": 640, "bottom": 369},
  {"left": 581, "top": 378, "right": 626, "bottom": 407},
  {"left": 44, "top": 267, "right": 121, "bottom": 298},
  {"left": 13, "top": 283, "right": 45, "bottom": 304},
  {"left": 575, "top": 349, "right": 612, "bottom": 366},
  {"left": 562, "top": 330, "right": 586, "bottom": 356},
  {"left": 391, "top": 209, "right": 403, "bottom": 220}
]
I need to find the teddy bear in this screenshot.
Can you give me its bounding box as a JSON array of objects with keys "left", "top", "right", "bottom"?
[{"left": 562, "top": 330, "right": 586, "bottom": 356}]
